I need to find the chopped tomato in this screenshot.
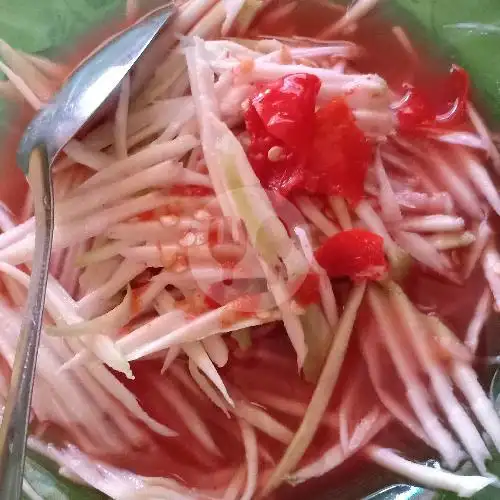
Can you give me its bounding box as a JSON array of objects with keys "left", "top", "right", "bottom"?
[
  {"left": 395, "top": 65, "right": 469, "bottom": 132},
  {"left": 315, "top": 229, "right": 388, "bottom": 282},
  {"left": 169, "top": 185, "right": 214, "bottom": 197},
  {"left": 244, "top": 75, "right": 372, "bottom": 205},
  {"left": 292, "top": 272, "right": 321, "bottom": 306},
  {"left": 304, "top": 98, "right": 373, "bottom": 206},
  {"left": 245, "top": 73, "right": 321, "bottom": 195},
  {"left": 250, "top": 74, "right": 320, "bottom": 151}
]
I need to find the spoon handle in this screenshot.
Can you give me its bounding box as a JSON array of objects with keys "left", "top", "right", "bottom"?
[{"left": 0, "top": 145, "right": 54, "bottom": 500}]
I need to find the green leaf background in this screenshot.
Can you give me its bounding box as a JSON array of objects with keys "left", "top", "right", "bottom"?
[
  {"left": 2, "top": 0, "right": 500, "bottom": 498},
  {"left": 0, "top": 0, "right": 122, "bottom": 53},
  {"left": 381, "top": 0, "right": 500, "bottom": 125},
  {"left": 23, "top": 451, "right": 105, "bottom": 500}
]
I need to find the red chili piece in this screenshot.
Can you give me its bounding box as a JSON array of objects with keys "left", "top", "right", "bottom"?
[
  {"left": 315, "top": 229, "right": 388, "bottom": 282},
  {"left": 245, "top": 73, "right": 321, "bottom": 196}
]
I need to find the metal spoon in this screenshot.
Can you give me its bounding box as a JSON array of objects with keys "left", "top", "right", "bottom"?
[{"left": 0, "top": 6, "right": 174, "bottom": 498}]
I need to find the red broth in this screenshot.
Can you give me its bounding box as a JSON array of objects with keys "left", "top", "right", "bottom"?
[{"left": 0, "top": 1, "right": 493, "bottom": 498}]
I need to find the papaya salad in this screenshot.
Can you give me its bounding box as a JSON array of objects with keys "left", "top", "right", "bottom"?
[{"left": 1, "top": 0, "right": 500, "bottom": 498}]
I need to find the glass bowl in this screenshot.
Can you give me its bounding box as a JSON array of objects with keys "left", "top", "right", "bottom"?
[{"left": 1, "top": 1, "right": 500, "bottom": 499}]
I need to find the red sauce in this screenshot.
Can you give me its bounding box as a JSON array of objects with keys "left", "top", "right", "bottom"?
[
  {"left": 169, "top": 184, "right": 215, "bottom": 197},
  {"left": 0, "top": 1, "right": 492, "bottom": 498},
  {"left": 292, "top": 272, "right": 321, "bottom": 306},
  {"left": 395, "top": 65, "right": 470, "bottom": 132}
]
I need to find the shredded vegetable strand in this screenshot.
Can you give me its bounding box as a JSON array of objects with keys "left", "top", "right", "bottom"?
[
  {"left": 154, "top": 378, "right": 221, "bottom": 456},
  {"left": 0, "top": 59, "right": 42, "bottom": 109},
  {"left": 373, "top": 148, "right": 402, "bottom": 222},
  {"left": 387, "top": 283, "right": 490, "bottom": 472},
  {"left": 360, "top": 332, "right": 432, "bottom": 445},
  {"left": 296, "top": 197, "right": 340, "bottom": 236},
  {"left": 367, "top": 285, "right": 463, "bottom": 467},
  {"left": 482, "top": 240, "right": 500, "bottom": 310},
  {"left": 366, "top": 445, "right": 494, "bottom": 498},
  {"left": 202, "top": 334, "right": 229, "bottom": 368},
  {"left": 47, "top": 285, "right": 133, "bottom": 338},
  {"left": 222, "top": 465, "right": 246, "bottom": 500},
  {"left": 264, "top": 283, "right": 366, "bottom": 494},
  {"left": 238, "top": 419, "right": 259, "bottom": 500},
  {"left": 188, "top": 359, "right": 231, "bottom": 417},
  {"left": 0, "top": 262, "right": 133, "bottom": 377},
  {"left": 464, "top": 220, "right": 492, "bottom": 279},
  {"left": 328, "top": 196, "right": 352, "bottom": 230},
  {"left": 452, "top": 362, "right": 500, "bottom": 452},
  {"left": 182, "top": 342, "right": 234, "bottom": 407},
  {"left": 455, "top": 147, "right": 500, "bottom": 216},
  {"left": 426, "top": 145, "right": 483, "bottom": 219},
  {"left": 467, "top": 102, "right": 500, "bottom": 173},
  {"left": 114, "top": 75, "right": 131, "bottom": 159},
  {"left": 289, "top": 410, "right": 390, "bottom": 485},
  {"left": 321, "top": 0, "right": 380, "bottom": 37},
  {"left": 185, "top": 37, "right": 237, "bottom": 220},
  {"left": 294, "top": 225, "right": 338, "bottom": 327},
  {"left": 465, "top": 288, "right": 492, "bottom": 353}
]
